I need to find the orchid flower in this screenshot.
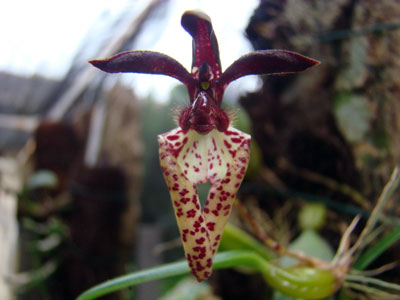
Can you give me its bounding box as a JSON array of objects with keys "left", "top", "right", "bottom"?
[{"left": 89, "top": 10, "right": 319, "bottom": 281}]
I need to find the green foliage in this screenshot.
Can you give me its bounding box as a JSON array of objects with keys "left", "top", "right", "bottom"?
[
  {"left": 160, "top": 278, "right": 212, "bottom": 300},
  {"left": 76, "top": 249, "right": 337, "bottom": 300},
  {"left": 219, "top": 222, "right": 275, "bottom": 261},
  {"left": 298, "top": 203, "right": 327, "bottom": 231},
  {"left": 354, "top": 226, "right": 400, "bottom": 270},
  {"left": 280, "top": 230, "right": 334, "bottom": 269},
  {"left": 76, "top": 224, "right": 337, "bottom": 300}
]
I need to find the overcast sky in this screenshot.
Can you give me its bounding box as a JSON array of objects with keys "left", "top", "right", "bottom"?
[{"left": 0, "top": 0, "right": 260, "bottom": 102}]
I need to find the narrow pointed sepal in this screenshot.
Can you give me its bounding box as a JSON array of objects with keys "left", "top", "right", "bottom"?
[
  {"left": 217, "top": 50, "right": 320, "bottom": 90},
  {"left": 181, "top": 10, "right": 222, "bottom": 77},
  {"left": 89, "top": 50, "right": 195, "bottom": 94},
  {"left": 158, "top": 127, "right": 250, "bottom": 281}
]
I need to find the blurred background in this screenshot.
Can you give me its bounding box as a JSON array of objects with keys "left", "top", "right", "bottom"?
[{"left": 0, "top": 0, "right": 399, "bottom": 299}]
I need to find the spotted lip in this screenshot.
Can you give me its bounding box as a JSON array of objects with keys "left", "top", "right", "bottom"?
[{"left": 158, "top": 126, "right": 251, "bottom": 281}]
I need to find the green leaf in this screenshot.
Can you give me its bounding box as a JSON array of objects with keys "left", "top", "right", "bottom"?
[
  {"left": 76, "top": 250, "right": 336, "bottom": 300},
  {"left": 280, "top": 230, "right": 334, "bottom": 268},
  {"left": 75, "top": 250, "right": 266, "bottom": 300},
  {"left": 354, "top": 227, "right": 400, "bottom": 270},
  {"left": 160, "top": 278, "right": 212, "bottom": 300}
]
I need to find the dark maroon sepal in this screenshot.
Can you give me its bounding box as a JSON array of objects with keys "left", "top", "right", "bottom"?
[
  {"left": 181, "top": 10, "right": 222, "bottom": 77},
  {"left": 217, "top": 50, "right": 320, "bottom": 90},
  {"left": 89, "top": 50, "right": 196, "bottom": 95}
]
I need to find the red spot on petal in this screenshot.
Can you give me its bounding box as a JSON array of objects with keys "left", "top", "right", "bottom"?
[
  {"left": 212, "top": 137, "right": 217, "bottom": 151},
  {"left": 179, "top": 188, "right": 189, "bottom": 196},
  {"left": 196, "top": 262, "right": 204, "bottom": 271},
  {"left": 221, "top": 178, "right": 230, "bottom": 184},
  {"left": 219, "top": 196, "right": 227, "bottom": 201},
  {"left": 231, "top": 137, "right": 242, "bottom": 143},
  {"left": 180, "top": 197, "right": 190, "bottom": 204},
  {"left": 206, "top": 222, "right": 215, "bottom": 231},
  {"left": 224, "top": 140, "right": 232, "bottom": 149},
  {"left": 186, "top": 209, "right": 196, "bottom": 218},
  {"left": 167, "top": 135, "right": 179, "bottom": 141},
  {"left": 225, "top": 130, "right": 239, "bottom": 136},
  {"left": 206, "top": 259, "right": 212, "bottom": 268},
  {"left": 195, "top": 237, "right": 205, "bottom": 244},
  {"left": 239, "top": 157, "right": 247, "bottom": 163}
]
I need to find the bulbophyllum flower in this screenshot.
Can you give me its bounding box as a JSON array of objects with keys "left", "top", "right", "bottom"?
[{"left": 90, "top": 10, "right": 319, "bottom": 281}]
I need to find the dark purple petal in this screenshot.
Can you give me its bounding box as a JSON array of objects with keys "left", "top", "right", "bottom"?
[
  {"left": 89, "top": 50, "right": 196, "bottom": 96},
  {"left": 181, "top": 10, "right": 222, "bottom": 77},
  {"left": 217, "top": 50, "right": 320, "bottom": 90}
]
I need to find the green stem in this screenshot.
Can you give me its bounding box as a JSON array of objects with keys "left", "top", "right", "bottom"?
[
  {"left": 76, "top": 250, "right": 335, "bottom": 300},
  {"left": 219, "top": 222, "right": 276, "bottom": 261}
]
